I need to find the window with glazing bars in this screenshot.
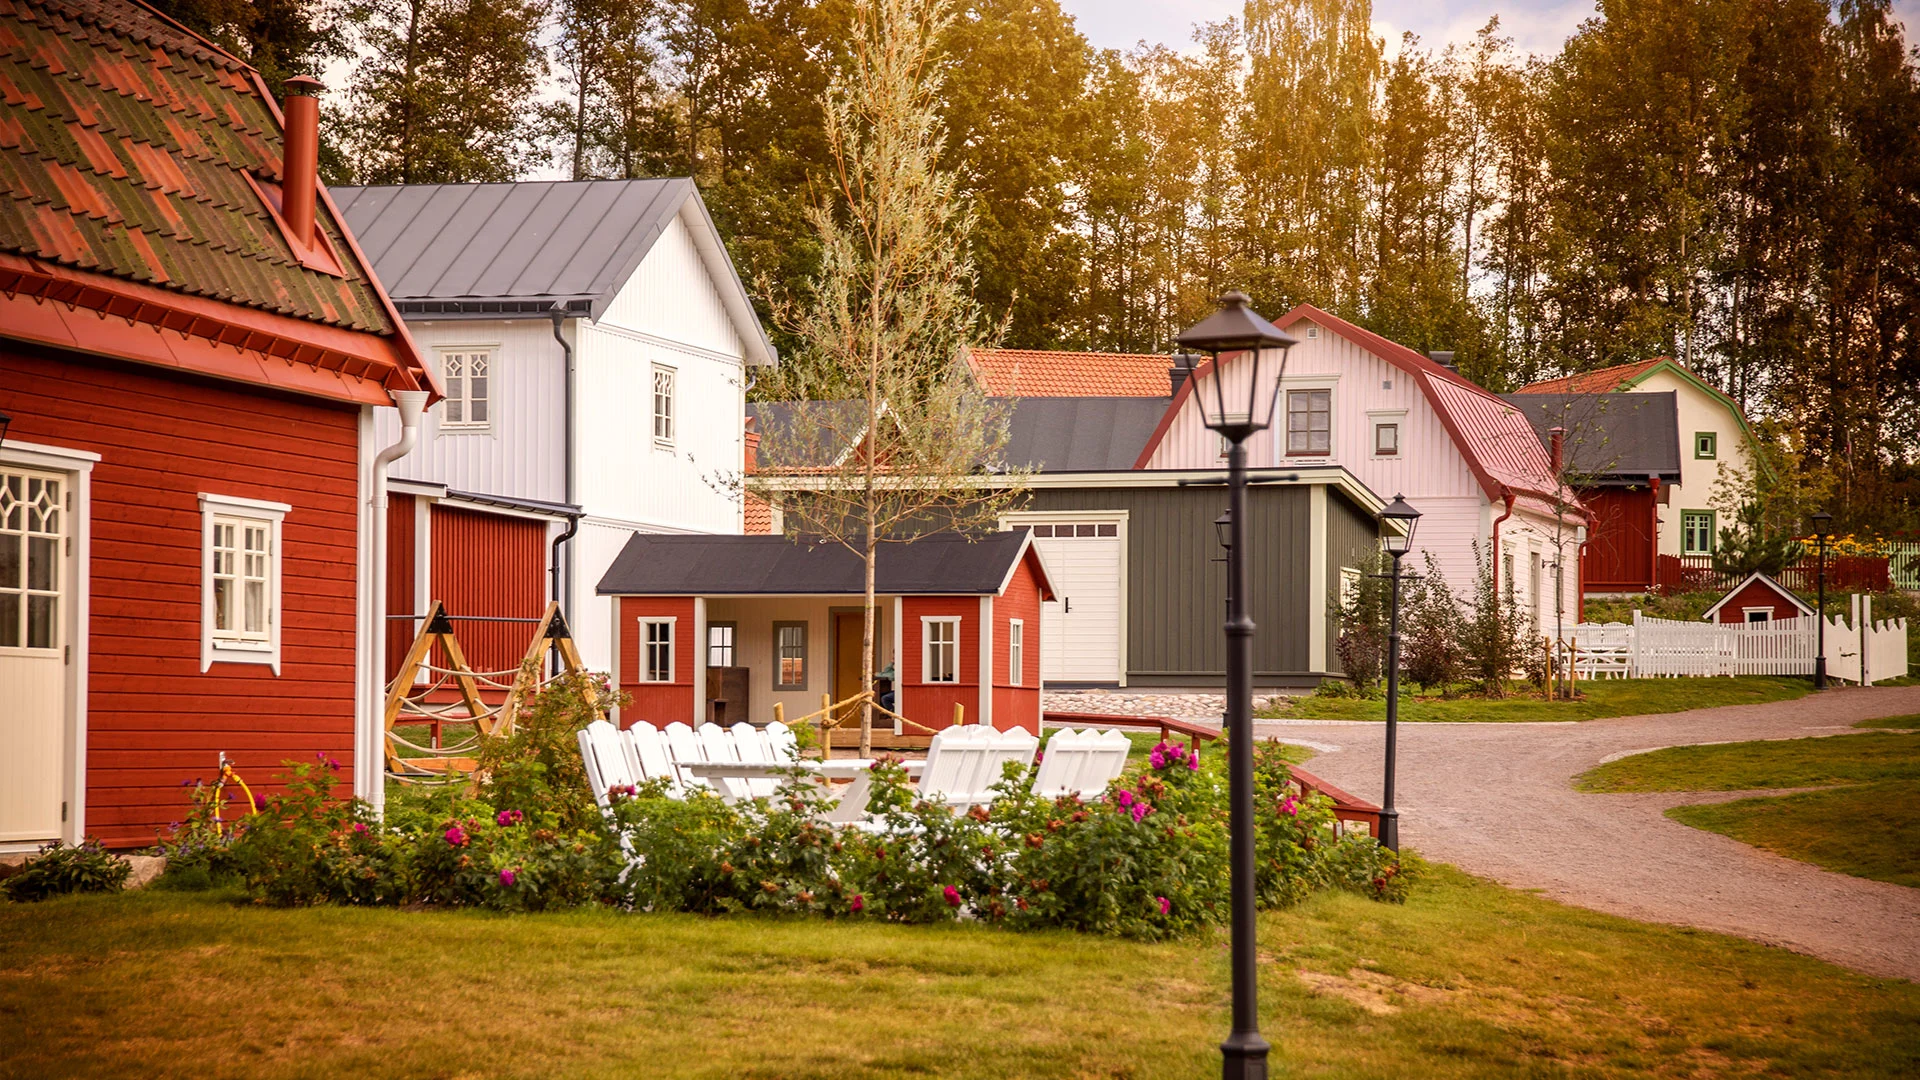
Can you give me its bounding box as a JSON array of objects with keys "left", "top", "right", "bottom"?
[
  {"left": 775, "top": 622, "right": 807, "bottom": 688},
  {"left": 0, "top": 470, "right": 61, "bottom": 650},
  {"left": 1287, "top": 389, "right": 1331, "bottom": 454},
  {"left": 210, "top": 516, "right": 272, "bottom": 643},
  {"left": 924, "top": 618, "right": 958, "bottom": 683},
  {"left": 641, "top": 619, "right": 673, "bottom": 681},
  {"left": 441, "top": 350, "right": 490, "bottom": 429},
  {"left": 653, "top": 367, "right": 676, "bottom": 443}
]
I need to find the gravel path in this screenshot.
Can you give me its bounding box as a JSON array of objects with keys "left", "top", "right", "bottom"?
[{"left": 1249, "top": 684, "right": 1920, "bottom": 982}]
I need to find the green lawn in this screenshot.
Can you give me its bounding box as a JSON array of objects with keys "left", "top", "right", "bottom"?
[
  {"left": 1263, "top": 676, "right": 1810, "bottom": 724},
  {"left": 1670, "top": 783, "right": 1920, "bottom": 888},
  {"left": 1575, "top": 732, "right": 1920, "bottom": 793},
  {"left": 1857, "top": 712, "right": 1920, "bottom": 730},
  {"left": 4, "top": 864, "right": 1917, "bottom": 1079},
  {"left": 1577, "top": 733, "right": 1920, "bottom": 889}
]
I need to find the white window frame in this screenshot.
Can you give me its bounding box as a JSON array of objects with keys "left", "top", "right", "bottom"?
[
  {"left": 922, "top": 616, "right": 960, "bottom": 684},
  {"left": 1276, "top": 375, "right": 1340, "bottom": 464},
  {"left": 0, "top": 466, "right": 66, "bottom": 654},
  {"left": 652, "top": 364, "right": 677, "bottom": 447},
  {"left": 1007, "top": 618, "right": 1024, "bottom": 686},
  {"left": 437, "top": 347, "right": 495, "bottom": 432},
  {"left": 199, "top": 493, "right": 289, "bottom": 673},
  {"left": 638, "top": 617, "right": 676, "bottom": 683},
  {"left": 1743, "top": 607, "right": 1772, "bottom": 624}
]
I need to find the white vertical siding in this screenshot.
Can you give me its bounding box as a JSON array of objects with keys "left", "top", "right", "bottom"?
[
  {"left": 376, "top": 318, "right": 567, "bottom": 503},
  {"left": 597, "top": 212, "right": 746, "bottom": 359}
]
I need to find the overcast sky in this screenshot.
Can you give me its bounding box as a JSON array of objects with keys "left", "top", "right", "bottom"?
[{"left": 1057, "top": 0, "right": 1918, "bottom": 60}]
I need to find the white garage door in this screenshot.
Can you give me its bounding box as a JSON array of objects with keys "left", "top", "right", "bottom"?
[{"left": 1027, "top": 521, "right": 1122, "bottom": 684}]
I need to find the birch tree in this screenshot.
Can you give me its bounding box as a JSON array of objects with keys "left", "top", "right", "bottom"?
[{"left": 752, "top": 0, "right": 1025, "bottom": 757}]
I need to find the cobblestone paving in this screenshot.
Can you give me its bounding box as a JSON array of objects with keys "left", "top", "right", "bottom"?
[
  {"left": 1252, "top": 684, "right": 1920, "bottom": 981},
  {"left": 1043, "top": 689, "right": 1293, "bottom": 721}
]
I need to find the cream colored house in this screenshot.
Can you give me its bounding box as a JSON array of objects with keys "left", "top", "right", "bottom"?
[{"left": 1517, "top": 358, "right": 1767, "bottom": 561}]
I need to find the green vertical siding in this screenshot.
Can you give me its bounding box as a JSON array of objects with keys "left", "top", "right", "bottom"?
[
  {"left": 1022, "top": 485, "right": 1316, "bottom": 683},
  {"left": 1324, "top": 491, "right": 1383, "bottom": 675}
]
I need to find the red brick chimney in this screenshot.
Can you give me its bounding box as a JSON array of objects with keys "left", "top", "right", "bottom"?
[
  {"left": 281, "top": 76, "right": 324, "bottom": 249},
  {"left": 743, "top": 415, "right": 761, "bottom": 473},
  {"left": 1548, "top": 425, "right": 1566, "bottom": 475}
]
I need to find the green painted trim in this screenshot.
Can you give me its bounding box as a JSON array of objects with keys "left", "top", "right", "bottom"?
[
  {"left": 1680, "top": 509, "right": 1717, "bottom": 555},
  {"left": 1621, "top": 360, "right": 1773, "bottom": 480},
  {"left": 1694, "top": 431, "right": 1717, "bottom": 459}
]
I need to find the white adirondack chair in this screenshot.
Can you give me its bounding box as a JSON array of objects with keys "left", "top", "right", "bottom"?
[
  {"left": 624, "top": 722, "right": 682, "bottom": 796},
  {"left": 662, "top": 722, "right": 708, "bottom": 791},
  {"left": 764, "top": 720, "right": 799, "bottom": 764},
  {"left": 578, "top": 719, "right": 638, "bottom": 808},
  {"left": 1031, "top": 728, "right": 1131, "bottom": 799},
  {"left": 695, "top": 722, "right": 751, "bottom": 802},
  {"left": 729, "top": 722, "right": 780, "bottom": 798}
]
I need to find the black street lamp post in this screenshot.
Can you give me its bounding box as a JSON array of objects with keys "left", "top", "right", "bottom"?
[
  {"left": 1376, "top": 494, "right": 1421, "bottom": 853},
  {"left": 1173, "top": 292, "right": 1297, "bottom": 1080},
  {"left": 1812, "top": 510, "right": 1832, "bottom": 689}
]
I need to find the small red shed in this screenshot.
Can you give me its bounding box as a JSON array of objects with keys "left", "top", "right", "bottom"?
[
  {"left": 1702, "top": 572, "right": 1815, "bottom": 625},
  {"left": 596, "top": 531, "right": 1054, "bottom": 735},
  {"left": 0, "top": 0, "right": 437, "bottom": 849}
]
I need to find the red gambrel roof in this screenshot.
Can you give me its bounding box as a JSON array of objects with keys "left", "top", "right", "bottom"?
[
  {"left": 1133, "top": 303, "right": 1577, "bottom": 512},
  {"left": 0, "top": 0, "right": 434, "bottom": 405},
  {"left": 1515, "top": 359, "right": 1664, "bottom": 394},
  {"left": 969, "top": 347, "right": 1171, "bottom": 397}
]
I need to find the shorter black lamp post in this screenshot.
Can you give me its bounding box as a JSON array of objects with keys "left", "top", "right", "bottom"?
[
  {"left": 1174, "top": 291, "right": 1297, "bottom": 1080},
  {"left": 1376, "top": 494, "right": 1420, "bottom": 852},
  {"left": 1812, "top": 510, "right": 1833, "bottom": 689}
]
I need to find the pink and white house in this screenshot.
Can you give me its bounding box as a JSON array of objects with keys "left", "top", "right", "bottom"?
[{"left": 1136, "top": 304, "right": 1588, "bottom": 634}]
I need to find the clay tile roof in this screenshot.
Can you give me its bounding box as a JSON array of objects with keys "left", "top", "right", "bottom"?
[
  {"left": 969, "top": 347, "right": 1171, "bottom": 397},
  {"left": 1514, "top": 359, "right": 1664, "bottom": 394},
  {"left": 0, "top": 0, "right": 394, "bottom": 333}
]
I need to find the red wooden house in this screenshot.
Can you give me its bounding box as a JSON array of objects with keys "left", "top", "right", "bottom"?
[
  {"left": 0, "top": 0, "right": 437, "bottom": 849},
  {"left": 596, "top": 531, "right": 1053, "bottom": 735},
  {"left": 1702, "top": 573, "right": 1814, "bottom": 625}
]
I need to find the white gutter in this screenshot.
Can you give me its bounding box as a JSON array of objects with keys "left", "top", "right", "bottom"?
[{"left": 363, "top": 389, "right": 428, "bottom": 816}]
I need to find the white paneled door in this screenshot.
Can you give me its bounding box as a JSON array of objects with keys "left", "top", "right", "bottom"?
[
  {"left": 1029, "top": 522, "right": 1122, "bottom": 684},
  {"left": 0, "top": 467, "right": 66, "bottom": 843}
]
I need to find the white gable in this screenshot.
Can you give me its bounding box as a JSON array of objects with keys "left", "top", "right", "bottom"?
[{"left": 598, "top": 210, "right": 748, "bottom": 361}]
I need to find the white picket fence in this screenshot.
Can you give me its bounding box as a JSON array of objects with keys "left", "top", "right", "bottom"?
[{"left": 1557, "top": 605, "right": 1908, "bottom": 683}]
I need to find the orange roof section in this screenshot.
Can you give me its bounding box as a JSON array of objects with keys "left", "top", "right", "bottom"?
[
  {"left": 969, "top": 348, "right": 1171, "bottom": 397},
  {"left": 1515, "top": 359, "right": 1664, "bottom": 394}
]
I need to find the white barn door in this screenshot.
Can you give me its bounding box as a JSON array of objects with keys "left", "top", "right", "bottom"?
[
  {"left": 1027, "top": 521, "right": 1123, "bottom": 684},
  {"left": 0, "top": 467, "right": 66, "bottom": 844}
]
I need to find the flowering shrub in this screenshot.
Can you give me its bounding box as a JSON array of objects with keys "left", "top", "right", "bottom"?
[
  {"left": 184, "top": 674, "right": 1413, "bottom": 935},
  {"left": 1, "top": 838, "right": 129, "bottom": 901}
]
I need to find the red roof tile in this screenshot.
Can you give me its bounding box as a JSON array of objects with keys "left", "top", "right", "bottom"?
[
  {"left": 0, "top": 0, "right": 395, "bottom": 334},
  {"left": 1514, "top": 359, "right": 1664, "bottom": 394},
  {"left": 969, "top": 347, "right": 1171, "bottom": 398}
]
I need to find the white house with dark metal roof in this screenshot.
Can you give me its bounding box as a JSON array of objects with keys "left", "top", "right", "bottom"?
[{"left": 334, "top": 179, "right": 777, "bottom": 672}]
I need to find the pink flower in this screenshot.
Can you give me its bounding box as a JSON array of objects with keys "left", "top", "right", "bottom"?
[
  {"left": 850, "top": 895, "right": 865, "bottom": 913},
  {"left": 942, "top": 885, "right": 961, "bottom": 907},
  {"left": 251, "top": 793, "right": 266, "bottom": 811},
  {"left": 1279, "top": 796, "right": 1298, "bottom": 817},
  {"left": 444, "top": 825, "right": 469, "bottom": 847},
  {"left": 352, "top": 822, "right": 368, "bottom": 835},
  {"left": 1130, "top": 803, "right": 1151, "bottom": 823},
  {"left": 495, "top": 809, "right": 524, "bottom": 827},
  {"left": 498, "top": 868, "right": 517, "bottom": 887},
  {"left": 1157, "top": 896, "right": 1170, "bottom": 916},
  {"left": 1187, "top": 748, "right": 1200, "bottom": 771},
  {"left": 1116, "top": 790, "right": 1134, "bottom": 808}
]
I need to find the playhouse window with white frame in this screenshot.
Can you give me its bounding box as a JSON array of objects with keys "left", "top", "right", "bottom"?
[
  {"left": 199, "top": 493, "right": 287, "bottom": 672},
  {"left": 924, "top": 617, "right": 959, "bottom": 683}
]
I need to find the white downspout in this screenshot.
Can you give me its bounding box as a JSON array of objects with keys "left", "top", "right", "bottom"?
[{"left": 365, "top": 389, "right": 429, "bottom": 816}]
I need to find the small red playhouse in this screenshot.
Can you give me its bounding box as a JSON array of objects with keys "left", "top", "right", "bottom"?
[
  {"left": 1702, "top": 572, "right": 1815, "bottom": 625},
  {"left": 596, "top": 531, "right": 1053, "bottom": 736}
]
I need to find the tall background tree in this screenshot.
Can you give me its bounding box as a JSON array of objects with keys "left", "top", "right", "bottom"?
[{"left": 751, "top": 0, "right": 1025, "bottom": 756}]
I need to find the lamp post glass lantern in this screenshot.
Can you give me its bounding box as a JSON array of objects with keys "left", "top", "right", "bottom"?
[
  {"left": 1812, "top": 511, "right": 1833, "bottom": 689},
  {"left": 1376, "top": 495, "right": 1420, "bottom": 853},
  {"left": 1176, "top": 291, "right": 1296, "bottom": 1080}
]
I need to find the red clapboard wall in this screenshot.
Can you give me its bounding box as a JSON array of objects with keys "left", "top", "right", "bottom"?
[
  {"left": 429, "top": 504, "right": 549, "bottom": 674},
  {"left": 1582, "top": 487, "right": 1657, "bottom": 591},
  {"left": 901, "top": 595, "right": 980, "bottom": 731},
  {"left": 1, "top": 344, "right": 361, "bottom": 847},
  {"left": 384, "top": 493, "right": 416, "bottom": 681},
  {"left": 618, "top": 596, "right": 696, "bottom": 725},
  {"left": 990, "top": 550, "right": 1046, "bottom": 734}
]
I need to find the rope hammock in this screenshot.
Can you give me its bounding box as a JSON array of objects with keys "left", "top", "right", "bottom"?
[{"left": 382, "top": 600, "right": 599, "bottom": 781}]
